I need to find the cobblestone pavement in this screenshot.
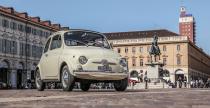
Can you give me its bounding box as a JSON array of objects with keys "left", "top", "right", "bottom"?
[{"left": 0, "top": 88, "right": 210, "bottom": 108}]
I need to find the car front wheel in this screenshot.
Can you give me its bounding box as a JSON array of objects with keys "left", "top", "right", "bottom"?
[
  {"left": 61, "top": 65, "right": 75, "bottom": 91},
  {"left": 114, "top": 78, "right": 128, "bottom": 91},
  {"left": 35, "top": 69, "right": 45, "bottom": 91}
]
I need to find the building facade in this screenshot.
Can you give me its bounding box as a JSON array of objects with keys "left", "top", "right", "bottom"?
[
  {"left": 0, "top": 6, "right": 65, "bottom": 88},
  {"left": 179, "top": 6, "right": 196, "bottom": 43},
  {"left": 105, "top": 30, "right": 210, "bottom": 84}
]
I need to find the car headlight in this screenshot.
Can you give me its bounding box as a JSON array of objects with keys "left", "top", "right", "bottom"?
[
  {"left": 119, "top": 58, "right": 127, "bottom": 67},
  {"left": 79, "top": 56, "right": 88, "bottom": 65}
]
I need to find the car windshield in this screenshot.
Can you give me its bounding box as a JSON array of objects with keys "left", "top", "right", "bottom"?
[{"left": 64, "top": 31, "right": 110, "bottom": 49}]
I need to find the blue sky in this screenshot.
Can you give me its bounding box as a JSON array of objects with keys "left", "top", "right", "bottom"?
[{"left": 0, "top": 0, "right": 210, "bottom": 54}]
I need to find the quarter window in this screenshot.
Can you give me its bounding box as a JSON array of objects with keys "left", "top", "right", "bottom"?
[{"left": 50, "top": 35, "right": 61, "bottom": 50}]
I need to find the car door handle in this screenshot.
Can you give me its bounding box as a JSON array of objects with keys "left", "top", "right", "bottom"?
[{"left": 45, "top": 54, "right": 48, "bottom": 57}]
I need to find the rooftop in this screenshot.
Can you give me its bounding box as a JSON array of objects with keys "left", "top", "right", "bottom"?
[
  {"left": 0, "top": 5, "right": 69, "bottom": 31},
  {"left": 104, "top": 29, "right": 179, "bottom": 40}
]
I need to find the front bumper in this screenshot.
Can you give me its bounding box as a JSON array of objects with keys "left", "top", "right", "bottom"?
[{"left": 74, "top": 71, "right": 128, "bottom": 80}]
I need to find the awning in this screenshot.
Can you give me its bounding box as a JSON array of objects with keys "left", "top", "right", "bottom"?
[{"left": 176, "top": 70, "right": 184, "bottom": 74}]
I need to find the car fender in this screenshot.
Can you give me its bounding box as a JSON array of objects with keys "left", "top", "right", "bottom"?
[
  {"left": 58, "top": 57, "right": 75, "bottom": 81},
  {"left": 35, "top": 64, "right": 45, "bottom": 80}
]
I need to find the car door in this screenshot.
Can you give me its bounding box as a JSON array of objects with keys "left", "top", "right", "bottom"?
[
  {"left": 40, "top": 37, "right": 51, "bottom": 79},
  {"left": 45, "top": 34, "right": 62, "bottom": 79}
]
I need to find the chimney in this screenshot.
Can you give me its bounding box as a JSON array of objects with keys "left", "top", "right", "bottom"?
[
  {"left": 17, "top": 12, "right": 28, "bottom": 18},
  {"left": 31, "top": 17, "right": 40, "bottom": 22},
  {"left": 5, "top": 7, "right": 14, "bottom": 14},
  {"left": 41, "top": 20, "right": 51, "bottom": 26},
  {"left": 30, "top": 17, "right": 40, "bottom": 22},
  {"left": 52, "top": 24, "right": 61, "bottom": 30}
]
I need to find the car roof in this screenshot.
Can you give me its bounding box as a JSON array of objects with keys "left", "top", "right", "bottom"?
[{"left": 54, "top": 29, "right": 102, "bottom": 36}]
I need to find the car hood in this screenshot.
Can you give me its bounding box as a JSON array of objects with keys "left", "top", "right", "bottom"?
[{"left": 64, "top": 46, "right": 121, "bottom": 59}]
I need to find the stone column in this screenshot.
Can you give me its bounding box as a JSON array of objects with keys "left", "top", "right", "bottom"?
[{"left": 10, "top": 69, "right": 17, "bottom": 88}]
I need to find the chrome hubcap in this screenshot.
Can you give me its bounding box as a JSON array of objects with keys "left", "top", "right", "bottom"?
[
  {"left": 36, "top": 72, "right": 41, "bottom": 88},
  {"left": 62, "top": 69, "right": 69, "bottom": 88}
]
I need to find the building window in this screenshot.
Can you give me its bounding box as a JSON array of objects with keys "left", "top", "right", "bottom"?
[
  {"left": 177, "top": 56, "right": 181, "bottom": 65},
  {"left": 140, "top": 59, "right": 143, "bottom": 66},
  {"left": 125, "top": 47, "right": 128, "bottom": 53},
  {"left": 132, "top": 57, "right": 136, "bottom": 67},
  {"left": 32, "top": 45, "right": 37, "bottom": 58},
  {"left": 2, "top": 39, "right": 6, "bottom": 53},
  {"left": 117, "top": 48, "right": 121, "bottom": 53},
  {"left": 45, "top": 32, "right": 50, "bottom": 38},
  {"left": 2, "top": 19, "right": 9, "bottom": 28},
  {"left": 26, "top": 44, "right": 31, "bottom": 57},
  {"left": 19, "top": 43, "right": 25, "bottom": 56},
  {"left": 18, "top": 24, "right": 24, "bottom": 32},
  {"left": 10, "top": 22, "right": 17, "bottom": 30},
  {"left": 25, "top": 26, "right": 32, "bottom": 34},
  {"left": 163, "top": 58, "right": 167, "bottom": 65},
  {"left": 5, "top": 40, "right": 11, "bottom": 54},
  {"left": 177, "top": 45, "right": 181, "bottom": 51},
  {"left": 163, "top": 45, "right": 167, "bottom": 51},
  {"left": 11, "top": 41, "right": 17, "bottom": 54},
  {"left": 38, "top": 47, "right": 43, "bottom": 57},
  {"left": 132, "top": 47, "right": 136, "bottom": 53},
  {"left": 139, "top": 47, "right": 143, "bottom": 53},
  {"left": 39, "top": 30, "right": 43, "bottom": 36},
  {"left": 32, "top": 28, "right": 37, "bottom": 35}
]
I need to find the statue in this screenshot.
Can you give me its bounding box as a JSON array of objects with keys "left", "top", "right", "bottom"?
[{"left": 149, "top": 35, "right": 161, "bottom": 63}]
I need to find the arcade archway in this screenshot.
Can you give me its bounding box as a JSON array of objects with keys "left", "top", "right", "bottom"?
[
  {"left": 175, "top": 69, "right": 184, "bottom": 81},
  {"left": 0, "top": 60, "right": 10, "bottom": 86},
  {"left": 16, "top": 62, "right": 24, "bottom": 89},
  {"left": 130, "top": 70, "right": 139, "bottom": 78}
]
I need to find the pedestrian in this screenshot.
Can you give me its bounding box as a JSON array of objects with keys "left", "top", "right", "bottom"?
[
  {"left": 190, "top": 80, "right": 194, "bottom": 88},
  {"left": 183, "top": 76, "right": 187, "bottom": 88},
  {"left": 144, "top": 75, "right": 148, "bottom": 89},
  {"left": 178, "top": 76, "right": 182, "bottom": 88},
  {"left": 195, "top": 80, "right": 198, "bottom": 88}
]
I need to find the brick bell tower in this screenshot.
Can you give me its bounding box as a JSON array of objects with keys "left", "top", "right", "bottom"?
[{"left": 179, "top": 6, "right": 196, "bottom": 44}]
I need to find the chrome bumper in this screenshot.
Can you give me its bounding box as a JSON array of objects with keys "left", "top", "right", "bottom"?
[{"left": 73, "top": 71, "right": 128, "bottom": 80}]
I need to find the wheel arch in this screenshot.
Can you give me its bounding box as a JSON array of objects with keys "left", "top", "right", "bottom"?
[
  {"left": 35, "top": 64, "right": 43, "bottom": 79},
  {"left": 59, "top": 61, "right": 73, "bottom": 82}
]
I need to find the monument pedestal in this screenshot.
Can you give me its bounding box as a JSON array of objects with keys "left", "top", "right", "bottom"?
[{"left": 145, "top": 62, "right": 164, "bottom": 83}]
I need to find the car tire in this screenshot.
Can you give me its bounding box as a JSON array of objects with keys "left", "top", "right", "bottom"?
[
  {"left": 35, "top": 69, "right": 45, "bottom": 91},
  {"left": 61, "top": 65, "right": 75, "bottom": 91},
  {"left": 114, "top": 78, "right": 128, "bottom": 91},
  {"left": 80, "top": 80, "right": 91, "bottom": 91}
]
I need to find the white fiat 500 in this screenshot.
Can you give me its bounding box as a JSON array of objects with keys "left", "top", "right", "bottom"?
[{"left": 35, "top": 29, "right": 128, "bottom": 91}]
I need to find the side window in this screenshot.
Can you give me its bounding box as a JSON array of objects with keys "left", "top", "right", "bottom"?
[
  {"left": 44, "top": 38, "right": 51, "bottom": 53},
  {"left": 50, "top": 35, "right": 62, "bottom": 50}
]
